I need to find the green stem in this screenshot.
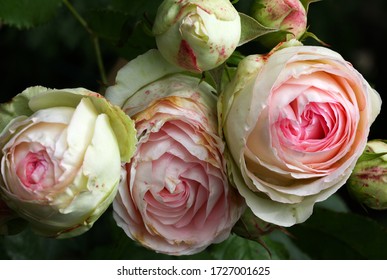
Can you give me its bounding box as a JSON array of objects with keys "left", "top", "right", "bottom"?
[
  {"left": 62, "top": 0, "right": 108, "bottom": 87},
  {"left": 92, "top": 36, "right": 108, "bottom": 88}
]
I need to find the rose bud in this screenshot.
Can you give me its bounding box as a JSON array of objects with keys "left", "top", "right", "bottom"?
[
  {"left": 347, "top": 140, "right": 387, "bottom": 210},
  {"left": 0, "top": 87, "right": 137, "bottom": 238},
  {"left": 106, "top": 49, "right": 245, "bottom": 255},
  {"left": 220, "top": 42, "right": 382, "bottom": 226},
  {"left": 251, "top": 0, "right": 307, "bottom": 47},
  {"left": 153, "top": 0, "right": 241, "bottom": 73}
]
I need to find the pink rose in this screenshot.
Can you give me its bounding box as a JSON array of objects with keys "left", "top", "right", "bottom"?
[
  {"left": 106, "top": 50, "right": 244, "bottom": 255},
  {"left": 221, "top": 43, "right": 382, "bottom": 226}
]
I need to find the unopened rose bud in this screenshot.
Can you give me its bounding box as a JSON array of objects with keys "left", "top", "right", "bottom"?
[
  {"left": 347, "top": 140, "right": 387, "bottom": 210},
  {"left": 251, "top": 0, "right": 307, "bottom": 47},
  {"left": 153, "top": 0, "right": 241, "bottom": 73}
]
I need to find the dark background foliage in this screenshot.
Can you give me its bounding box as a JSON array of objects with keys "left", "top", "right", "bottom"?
[{"left": 0, "top": 0, "right": 387, "bottom": 259}]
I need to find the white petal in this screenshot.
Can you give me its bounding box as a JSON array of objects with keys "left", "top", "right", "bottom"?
[
  {"left": 59, "top": 98, "right": 98, "bottom": 182},
  {"left": 105, "top": 50, "right": 181, "bottom": 108}
]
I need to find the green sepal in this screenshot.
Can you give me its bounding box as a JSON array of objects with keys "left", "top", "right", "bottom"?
[
  {"left": 355, "top": 139, "right": 387, "bottom": 163},
  {"left": 357, "top": 152, "right": 387, "bottom": 163},
  {"left": 300, "top": 0, "right": 322, "bottom": 12},
  {"left": 299, "top": 30, "right": 329, "bottom": 46},
  {"left": 238, "top": 12, "right": 278, "bottom": 46},
  {"left": 254, "top": 29, "right": 294, "bottom": 49}
]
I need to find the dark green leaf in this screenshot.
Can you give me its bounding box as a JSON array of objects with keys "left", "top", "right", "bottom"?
[
  {"left": 288, "top": 207, "right": 387, "bottom": 259},
  {"left": 0, "top": 0, "right": 62, "bottom": 29},
  {"left": 208, "top": 234, "right": 289, "bottom": 260},
  {"left": 0, "top": 228, "right": 90, "bottom": 259},
  {"left": 114, "top": 20, "right": 157, "bottom": 61},
  {"left": 111, "top": 0, "right": 162, "bottom": 18},
  {"left": 316, "top": 193, "right": 350, "bottom": 213},
  {"left": 268, "top": 231, "right": 310, "bottom": 259},
  {"left": 86, "top": 9, "right": 132, "bottom": 43}
]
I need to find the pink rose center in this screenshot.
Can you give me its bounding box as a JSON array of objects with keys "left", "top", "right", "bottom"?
[
  {"left": 157, "top": 181, "right": 189, "bottom": 206},
  {"left": 276, "top": 101, "right": 346, "bottom": 151},
  {"left": 280, "top": 102, "right": 329, "bottom": 141},
  {"left": 16, "top": 150, "right": 54, "bottom": 191}
]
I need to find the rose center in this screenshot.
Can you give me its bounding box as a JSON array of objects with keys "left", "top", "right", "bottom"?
[
  {"left": 277, "top": 101, "right": 332, "bottom": 143},
  {"left": 158, "top": 180, "right": 189, "bottom": 205},
  {"left": 17, "top": 150, "right": 52, "bottom": 190}
]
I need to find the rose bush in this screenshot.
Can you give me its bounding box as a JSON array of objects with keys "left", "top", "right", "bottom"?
[
  {"left": 0, "top": 86, "right": 137, "bottom": 238},
  {"left": 220, "top": 42, "right": 382, "bottom": 226},
  {"left": 153, "top": 0, "right": 241, "bottom": 73},
  {"left": 106, "top": 50, "right": 245, "bottom": 255}
]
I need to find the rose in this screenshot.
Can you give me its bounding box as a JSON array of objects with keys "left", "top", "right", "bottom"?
[
  {"left": 153, "top": 0, "right": 241, "bottom": 73},
  {"left": 252, "top": 0, "right": 307, "bottom": 38},
  {"left": 220, "top": 42, "right": 382, "bottom": 226},
  {"left": 251, "top": 0, "right": 307, "bottom": 48},
  {"left": 347, "top": 139, "right": 387, "bottom": 209},
  {"left": 106, "top": 50, "right": 245, "bottom": 255},
  {"left": 0, "top": 86, "right": 137, "bottom": 238}
]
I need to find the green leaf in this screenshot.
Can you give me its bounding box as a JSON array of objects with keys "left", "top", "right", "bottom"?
[
  {"left": 268, "top": 231, "right": 310, "bottom": 259},
  {"left": 0, "top": 209, "right": 118, "bottom": 259},
  {"left": 316, "top": 193, "right": 350, "bottom": 213},
  {"left": 111, "top": 0, "right": 162, "bottom": 18},
  {"left": 0, "top": 0, "right": 62, "bottom": 29},
  {"left": 114, "top": 20, "right": 157, "bottom": 61},
  {"left": 86, "top": 9, "right": 134, "bottom": 44},
  {"left": 0, "top": 228, "right": 91, "bottom": 259},
  {"left": 208, "top": 234, "right": 289, "bottom": 260},
  {"left": 238, "top": 12, "right": 278, "bottom": 46},
  {"left": 288, "top": 207, "right": 387, "bottom": 259}
]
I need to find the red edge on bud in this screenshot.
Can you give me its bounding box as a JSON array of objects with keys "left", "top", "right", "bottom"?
[{"left": 177, "top": 40, "right": 201, "bottom": 72}]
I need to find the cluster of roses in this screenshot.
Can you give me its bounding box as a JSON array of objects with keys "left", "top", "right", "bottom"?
[{"left": 0, "top": 0, "right": 382, "bottom": 256}]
